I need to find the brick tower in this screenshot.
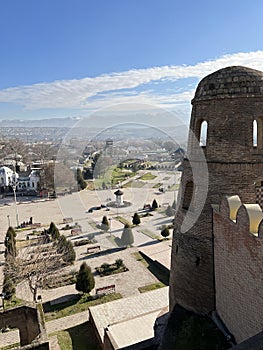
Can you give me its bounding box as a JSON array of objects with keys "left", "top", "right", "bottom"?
[{"left": 169, "top": 66, "right": 263, "bottom": 314}]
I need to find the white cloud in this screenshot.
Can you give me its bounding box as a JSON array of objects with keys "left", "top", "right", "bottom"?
[{"left": 1, "top": 50, "right": 263, "bottom": 111}]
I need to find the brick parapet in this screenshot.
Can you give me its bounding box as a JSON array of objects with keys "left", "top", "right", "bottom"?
[{"left": 214, "top": 197, "right": 263, "bottom": 343}]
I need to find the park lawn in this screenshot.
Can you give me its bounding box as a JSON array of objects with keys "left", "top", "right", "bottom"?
[
  {"left": 114, "top": 216, "right": 132, "bottom": 226},
  {"left": 138, "top": 282, "right": 166, "bottom": 293},
  {"left": 94, "top": 166, "right": 136, "bottom": 189},
  {"left": 122, "top": 180, "right": 145, "bottom": 188},
  {"left": 167, "top": 183, "right": 180, "bottom": 191},
  {"left": 138, "top": 172, "right": 157, "bottom": 181},
  {"left": 139, "top": 228, "right": 160, "bottom": 240},
  {"left": 44, "top": 293, "right": 122, "bottom": 321},
  {"left": 153, "top": 182, "right": 162, "bottom": 188},
  {"left": 111, "top": 167, "right": 135, "bottom": 185},
  {"left": 52, "top": 322, "right": 100, "bottom": 350}
]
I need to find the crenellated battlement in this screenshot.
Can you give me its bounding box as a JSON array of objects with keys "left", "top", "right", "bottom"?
[
  {"left": 214, "top": 195, "right": 263, "bottom": 344},
  {"left": 219, "top": 195, "right": 263, "bottom": 238}
]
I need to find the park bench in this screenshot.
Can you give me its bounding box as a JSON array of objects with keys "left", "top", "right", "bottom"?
[
  {"left": 96, "top": 284, "right": 115, "bottom": 296},
  {"left": 87, "top": 245, "right": 100, "bottom": 254},
  {"left": 31, "top": 223, "right": 41, "bottom": 228},
  {"left": 71, "top": 228, "right": 82, "bottom": 235},
  {"left": 63, "top": 217, "right": 73, "bottom": 223}
]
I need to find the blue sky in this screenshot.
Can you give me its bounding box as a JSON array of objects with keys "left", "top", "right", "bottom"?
[{"left": 1, "top": 0, "right": 263, "bottom": 122}]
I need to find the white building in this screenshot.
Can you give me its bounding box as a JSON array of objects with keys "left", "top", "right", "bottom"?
[
  {"left": 0, "top": 166, "right": 40, "bottom": 191},
  {"left": 0, "top": 166, "right": 18, "bottom": 187},
  {"left": 17, "top": 170, "right": 40, "bottom": 191}
]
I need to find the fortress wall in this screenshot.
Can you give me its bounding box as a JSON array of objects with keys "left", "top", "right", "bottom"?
[
  {"left": 213, "top": 198, "right": 263, "bottom": 343},
  {"left": 170, "top": 66, "right": 263, "bottom": 317}
]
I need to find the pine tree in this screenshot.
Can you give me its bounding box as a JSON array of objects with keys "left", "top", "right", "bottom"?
[
  {"left": 165, "top": 205, "right": 174, "bottom": 217},
  {"left": 132, "top": 212, "right": 141, "bottom": 225},
  {"left": 4, "top": 227, "right": 17, "bottom": 258},
  {"left": 76, "top": 262, "right": 95, "bottom": 293},
  {"left": 56, "top": 235, "right": 67, "bottom": 253},
  {"left": 55, "top": 235, "right": 76, "bottom": 263},
  {"left": 77, "top": 168, "right": 87, "bottom": 190},
  {"left": 63, "top": 239, "right": 76, "bottom": 264},
  {"left": 101, "top": 216, "right": 110, "bottom": 231},
  {"left": 152, "top": 199, "right": 158, "bottom": 211},
  {"left": 161, "top": 226, "right": 170, "bottom": 239},
  {"left": 49, "top": 222, "right": 60, "bottom": 240},
  {"left": 121, "top": 223, "right": 134, "bottom": 247},
  {"left": 2, "top": 274, "right": 15, "bottom": 300},
  {"left": 172, "top": 200, "right": 177, "bottom": 210}
]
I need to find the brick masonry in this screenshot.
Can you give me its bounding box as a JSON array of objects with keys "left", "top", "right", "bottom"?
[
  {"left": 169, "top": 66, "right": 263, "bottom": 318},
  {"left": 214, "top": 198, "right": 262, "bottom": 344}
]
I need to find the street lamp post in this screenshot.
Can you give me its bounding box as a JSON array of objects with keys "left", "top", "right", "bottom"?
[
  {"left": 7, "top": 215, "right": 10, "bottom": 227},
  {"left": 109, "top": 218, "right": 112, "bottom": 236},
  {"left": 0, "top": 292, "right": 6, "bottom": 310},
  {"left": 12, "top": 176, "right": 19, "bottom": 228}
]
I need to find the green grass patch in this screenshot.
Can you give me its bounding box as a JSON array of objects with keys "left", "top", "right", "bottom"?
[
  {"left": 114, "top": 216, "right": 131, "bottom": 226},
  {"left": 0, "top": 343, "right": 20, "bottom": 350},
  {"left": 106, "top": 235, "right": 119, "bottom": 247},
  {"left": 88, "top": 220, "right": 100, "bottom": 230},
  {"left": 44, "top": 293, "right": 122, "bottom": 321},
  {"left": 167, "top": 184, "right": 180, "bottom": 191},
  {"left": 138, "top": 282, "right": 165, "bottom": 293},
  {"left": 132, "top": 251, "right": 148, "bottom": 266},
  {"left": 139, "top": 228, "right": 160, "bottom": 240},
  {"left": 153, "top": 182, "right": 162, "bottom": 188},
  {"left": 138, "top": 172, "right": 156, "bottom": 181},
  {"left": 4, "top": 297, "right": 24, "bottom": 310},
  {"left": 52, "top": 322, "right": 100, "bottom": 350},
  {"left": 94, "top": 166, "right": 136, "bottom": 189},
  {"left": 122, "top": 180, "right": 145, "bottom": 188},
  {"left": 53, "top": 331, "right": 73, "bottom": 350}
]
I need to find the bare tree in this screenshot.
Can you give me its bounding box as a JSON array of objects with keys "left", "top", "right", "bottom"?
[
  {"left": 1, "top": 138, "right": 29, "bottom": 167},
  {"left": 30, "top": 143, "right": 57, "bottom": 164},
  {"left": 5, "top": 236, "right": 75, "bottom": 302}
]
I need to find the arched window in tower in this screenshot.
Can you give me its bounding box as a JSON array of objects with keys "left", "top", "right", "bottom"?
[
  {"left": 199, "top": 120, "right": 208, "bottom": 146},
  {"left": 182, "top": 181, "right": 194, "bottom": 210},
  {"left": 253, "top": 119, "right": 258, "bottom": 147},
  {"left": 255, "top": 117, "right": 263, "bottom": 148}
]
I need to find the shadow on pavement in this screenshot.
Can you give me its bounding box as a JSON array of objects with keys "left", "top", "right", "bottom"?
[{"left": 79, "top": 246, "right": 127, "bottom": 260}]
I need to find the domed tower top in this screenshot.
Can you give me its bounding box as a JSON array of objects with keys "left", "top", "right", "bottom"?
[
  {"left": 193, "top": 66, "right": 263, "bottom": 102},
  {"left": 189, "top": 66, "right": 263, "bottom": 162}
]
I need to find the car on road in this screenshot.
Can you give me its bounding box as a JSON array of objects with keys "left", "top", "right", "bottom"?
[{"left": 86, "top": 206, "right": 102, "bottom": 213}]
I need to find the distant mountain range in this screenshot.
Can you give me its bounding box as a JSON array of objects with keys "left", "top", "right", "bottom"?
[
  {"left": 0, "top": 117, "right": 78, "bottom": 128},
  {"left": 0, "top": 111, "right": 189, "bottom": 144}
]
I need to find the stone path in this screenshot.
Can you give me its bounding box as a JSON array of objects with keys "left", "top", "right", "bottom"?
[
  {"left": 49, "top": 335, "right": 61, "bottom": 350},
  {"left": 45, "top": 310, "right": 89, "bottom": 333}
]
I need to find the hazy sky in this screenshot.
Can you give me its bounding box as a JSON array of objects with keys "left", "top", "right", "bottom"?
[{"left": 1, "top": 0, "right": 263, "bottom": 121}]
